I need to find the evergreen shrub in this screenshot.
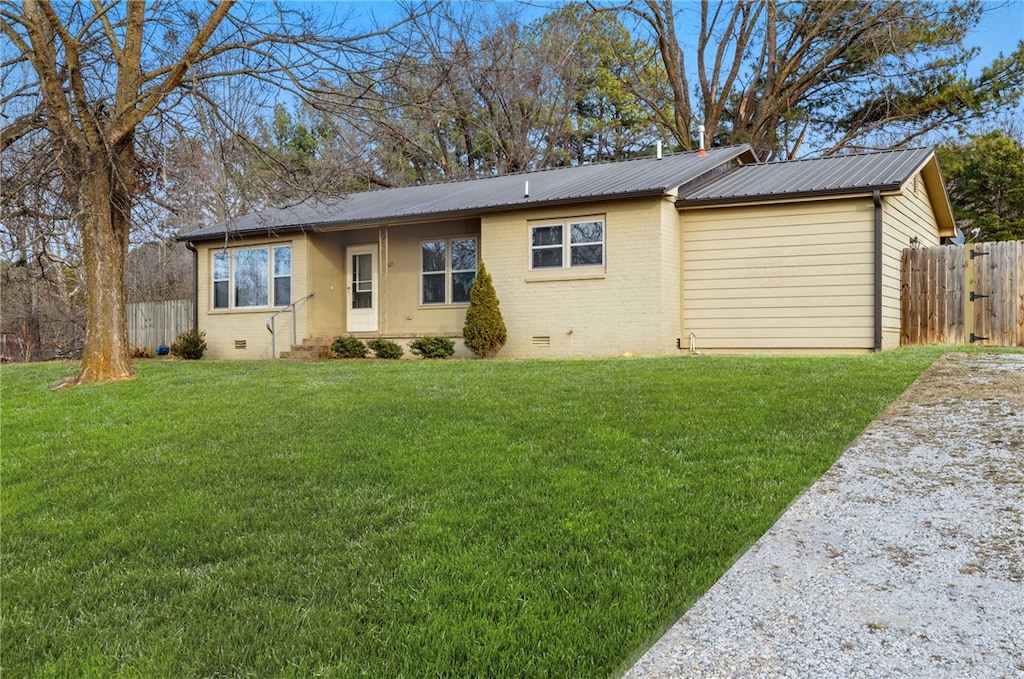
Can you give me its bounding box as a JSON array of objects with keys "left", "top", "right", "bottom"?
[
  {"left": 409, "top": 336, "right": 454, "bottom": 359},
  {"left": 367, "top": 338, "right": 404, "bottom": 359},
  {"left": 331, "top": 336, "right": 368, "bottom": 358},
  {"left": 462, "top": 262, "right": 507, "bottom": 358},
  {"left": 170, "top": 330, "right": 207, "bottom": 360}
]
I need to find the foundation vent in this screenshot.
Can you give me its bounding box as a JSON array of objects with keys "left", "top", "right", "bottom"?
[
  {"left": 235, "top": 340, "right": 247, "bottom": 350},
  {"left": 532, "top": 336, "right": 551, "bottom": 348}
]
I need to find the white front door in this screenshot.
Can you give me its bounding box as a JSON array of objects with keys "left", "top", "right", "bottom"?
[{"left": 346, "top": 245, "right": 378, "bottom": 333}]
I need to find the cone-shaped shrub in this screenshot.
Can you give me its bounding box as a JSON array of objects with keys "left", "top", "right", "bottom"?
[{"left": 462, "top": 261, "right": 507, "bottom": 358}]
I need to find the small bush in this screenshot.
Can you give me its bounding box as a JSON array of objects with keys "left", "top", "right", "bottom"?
[
  {"left": 462, "top": 262, "right": 507, "bottom": 358},
  {"left": 131, "top": 346, "right": 152, "bottom": 359},
  {"left": 367, "top": 338, "right": 404, "bottom": 359},
  {"left": 170, "top": 330, "right": 206, "bottom": 360},
  {"left": 409, "top": 336, "right": 454, "bottom": 359},
  {"left": 332, "top": 336, "right": 368, "bottom": 358}
]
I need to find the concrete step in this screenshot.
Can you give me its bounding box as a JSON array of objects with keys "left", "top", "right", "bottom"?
[{"left": 281, "top": 344, "right": 332, "bottom": 360}]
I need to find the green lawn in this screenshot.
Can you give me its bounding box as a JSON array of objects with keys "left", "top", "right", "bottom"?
[{"left": 2, "top": 349, "right": 944, "bottom": 678}]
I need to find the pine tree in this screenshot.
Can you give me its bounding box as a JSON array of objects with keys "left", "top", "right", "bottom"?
[{"left": 462, "top": 262, "right": 507, "bottom": 358}]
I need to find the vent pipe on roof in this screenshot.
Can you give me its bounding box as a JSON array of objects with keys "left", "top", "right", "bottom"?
[
  {"left": 524, "top": 180, "right": 529, "bottom": 198},
  {"left": 656, "top": 141, "right": 663, "bottom": 159},
  {"left": 697, "top": 124, "right": 707, "bottom": 157}
]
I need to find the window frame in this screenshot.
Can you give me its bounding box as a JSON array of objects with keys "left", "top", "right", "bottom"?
[
  {"left": 272, "top": 245, "right": 292, "bottom": 308},
  {"left": 212, "top": 250, "right": 230, "bottom": 309},
  {"left": 529, "top": 218, "right": 605, "bottom": 270},
  {"left": 419, "top": 236, "right": 478, "bottom": 306},
  {"left": 210, "top": 243, "right": 292, "bottom": 311}
]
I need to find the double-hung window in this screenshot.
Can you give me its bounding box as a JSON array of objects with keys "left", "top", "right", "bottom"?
[
  {"left": 421, "top": 237, "right": 477, "bottom": 305},
  {"left": 212, "top": 244, "right": 291, "bottom": 310},
  {"left": 273, "top": 246, "right": 291, "bottom": 306},
  {"left": 530, "top": 218, "right": 604, "bottom": 269}
]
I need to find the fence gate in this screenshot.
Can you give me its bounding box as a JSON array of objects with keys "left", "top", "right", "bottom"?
[{"left": 901, "top": 240, "right": 1024, "bottom": 347}]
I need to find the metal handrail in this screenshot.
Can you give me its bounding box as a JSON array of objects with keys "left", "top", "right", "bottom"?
[{"left": 266, "top": 292, "right": 314, "bottom": 358}]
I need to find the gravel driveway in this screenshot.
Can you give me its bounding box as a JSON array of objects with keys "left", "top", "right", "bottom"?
[{"left": 625, "top": 352, "right": 1024, "bottom": 679}]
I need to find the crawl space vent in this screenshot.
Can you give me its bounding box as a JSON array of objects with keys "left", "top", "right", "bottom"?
[
  {"left": 234, "top": 340, "right": 247, "bottom": 350},
  {"left": 532, "top": 336, "right": 551, "bottom": 348}
]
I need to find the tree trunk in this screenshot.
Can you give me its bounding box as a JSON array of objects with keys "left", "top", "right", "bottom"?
[{"left": 51, "top": 151, "right": 135, "bottom": 387}]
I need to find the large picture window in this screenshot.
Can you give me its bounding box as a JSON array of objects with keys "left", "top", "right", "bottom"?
[
  {"left": 211, "top": 244, "right": 291, "bottom": 310},
  {"left": 421, "top": 237, "right": 477, "bottom": 305},
  {"left": 530, "top": 219, "right": 604, "bottom": 269}
]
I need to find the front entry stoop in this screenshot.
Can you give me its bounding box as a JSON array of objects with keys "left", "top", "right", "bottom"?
[{"left": 280, "top": 337, "right": 332, "bottom": 360}]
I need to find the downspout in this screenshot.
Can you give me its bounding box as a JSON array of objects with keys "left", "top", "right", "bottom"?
[
  {"left": 380, "top": 226, "right": 388, "bottom": 334},
  {"left": 872, "top": 190, "right": 883, "bottom": 352},
  {"left": 185, "top": 241, "right": 199, "bottom": 333}
]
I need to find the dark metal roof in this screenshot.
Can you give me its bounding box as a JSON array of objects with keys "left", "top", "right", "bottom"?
[
  {"left": 180, "top": 145, "right": 756, "bottom": 241},
  {"left": 677, "top": 147, "right": 936, "bottom": 206}
]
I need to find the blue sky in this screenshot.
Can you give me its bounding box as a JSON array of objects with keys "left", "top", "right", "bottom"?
[
  {"left": 971, "top": 1, "right": 1023, "bottom": 72},
  {"left": 295, "top": 0, "right": 1024, "bottom": 127},
  {"left": 968, "top": 0, "right": 1023, "bottom": 120},
  {"left": 330, "top": 0, "right": 1022, "bottom": 75}
]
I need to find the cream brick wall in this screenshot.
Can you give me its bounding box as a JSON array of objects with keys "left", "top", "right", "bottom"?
[
  {"left": 306, "top": 231, "right": 347, "bottom": 339},
  {"left": 195, "top": 234, "right": 309, "bottom": 359},
  {"left": 377, "top": 220, "right": 479, "bottom": 336},
  {"left": 305, "top": 221, "right": 481, "bottom": 339},
  {"left": 195, "top": 221, "right": 484, "bottom": 358},
  {"left": 481, "top": 196, "right": 682, "bottom": 357}
]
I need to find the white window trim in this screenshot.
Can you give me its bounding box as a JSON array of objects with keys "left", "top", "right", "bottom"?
[
  {"left": 272, "top": 245, "right": 292, "bottom": 307},
  {"left": 211, "top": 244, "right": 292, "bottom": 311},
  {"left": 419, "top": 236, "right": 478, "bottom": 306},
  {"left": 529, "top": 218, "right": 605, "bottom": 270}
]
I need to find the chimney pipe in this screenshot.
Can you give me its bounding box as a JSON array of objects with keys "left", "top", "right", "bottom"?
[
  {"left": 697, "top": 124, "right": 707, "bottom": 157},
  {"left": 656, "top": 140, "right": 663, "bottom": 159},
  {"left": 524, "top": 180, "right": 529, "bottom": 198}
]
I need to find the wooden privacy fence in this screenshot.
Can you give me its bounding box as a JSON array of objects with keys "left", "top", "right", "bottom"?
[
  {"left": 901, "top": 240, "right": 1024, "bottom": 347},
  {"left": 128, "top": 299, "right": 193, "bottom": 351}
]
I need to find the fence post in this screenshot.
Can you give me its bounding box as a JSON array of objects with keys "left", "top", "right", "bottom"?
[
  {"left": 900, "top": 249, "right": 912, "bottom": 346},
  {"left": 964, "top": 246, "right": 975, "bottom": 344}
]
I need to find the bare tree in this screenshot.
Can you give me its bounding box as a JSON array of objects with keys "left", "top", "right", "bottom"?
[
  {"left": 329, "top": 2, "right": 662, "bottom": 183},
  {"left": 1, "top": 133, "right": 84, "bottom": 360},
  {"left": 331, "top": 4, "right": 557, "bottom": 183},
  {"left": 1, "top": 1, "right": 418, "bottom": 386},
  {"left": 618, "top": 0, "right": 1024, "bottom": 159}
]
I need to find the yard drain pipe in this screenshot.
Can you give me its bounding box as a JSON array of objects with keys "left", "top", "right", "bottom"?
[
  {"left": 185, "top": 240, "right": 199, "bottom": 333},
  {"left": 872, "top": 190, "right": 883, "bottom": 352}
]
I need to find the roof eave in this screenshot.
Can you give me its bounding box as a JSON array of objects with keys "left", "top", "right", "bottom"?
[
  {"left": 675, "top": 184, "right": 904, "bottom": 209},
  {"left": 918, "top": 154, "right": 956, "bottom": 237},
  {"left": 178, "top": 189, "right": 674, "bottom": 243}
]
